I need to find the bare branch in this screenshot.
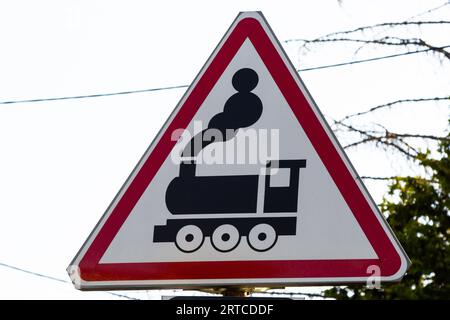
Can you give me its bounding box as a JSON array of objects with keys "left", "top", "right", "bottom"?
[
  {"left": 343, "top": 138, "right": 418, "bottom": 158},
  {"left": 299, "top": 36, "right": 444, "bottom": 51},
  {"left": 329, "top": 21, "right": 450, "bottom": 39},
  {"left": 289, "top": 4, "right": 450, "bottom": 164},
  {"left": 293, "top": 35, "right": 450, "bottom": 63},
  {"left": 343, "top": 137, "right": 378, "bottom": 149},
  {"left": 284, "top": 21, "right": 450, "bottom": 44},
  {"left": 360, "top": 176, "right": 435, "bottom": 183},
  {"left": 360, "top": 176, "right": 398, "bottom": 181},
  {"left": 336, "top": 121, "right": 425, "bottom": 159},
  {"left": 340, "top": 96, "right": 450, "bottom": 122},
  {"left": 381, "top": 141, "right": 418, "bottom": 158},
  {"left": 392, "top": 133, "right": 450, "bottom": 141},
  {"left": 406, "top": 1, "right": 450, "bottom": 21},
  {"left": 336, "top": 120, "right": 450, "bottom": 142},
  {"left": 336, "top": 119, "right": 449, "bottom": 142},
  {"left": 296, "top": 36, "right": 420, "bottom": 47},
  {"left": 416, "top": 38, "right": 450, "bottom": 60}
]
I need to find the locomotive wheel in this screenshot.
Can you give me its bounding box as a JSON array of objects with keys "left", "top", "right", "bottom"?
[
  {"left": 175, "top": 225, "right": 204, "bottom": 253},
  {"left": 211, "top": 224, "right": 240, "bottom": 252},
  {"left": 247, "top": 223, "right": 277, "bottom": 252}
]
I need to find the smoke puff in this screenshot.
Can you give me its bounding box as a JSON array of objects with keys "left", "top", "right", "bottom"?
[
  {"left": 182, "top": 68, "right": 263, "bottom": 157},
  {"left": 208, "top": 93, "right": 263, "bottom": 134}
]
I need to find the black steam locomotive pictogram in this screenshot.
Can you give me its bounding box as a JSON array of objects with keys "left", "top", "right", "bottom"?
[{"left": 153, "top": 68, "right": 306, "bottom": 253}]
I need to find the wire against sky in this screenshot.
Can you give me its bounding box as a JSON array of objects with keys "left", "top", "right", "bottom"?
[
  {"left": 0, "top": 85, "right": 189, "bottom": 105},
  {"left": 297, "top": 45, "right": 450, "bottom": 71},
  {"left": 0, "top": 261, "right": 139, "bottom": 300},
  {"left": 0, "top": 45, "right": 449, "bottom": 106}
]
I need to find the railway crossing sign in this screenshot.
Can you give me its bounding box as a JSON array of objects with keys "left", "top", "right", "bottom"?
[{"left": 68, "top": 12, "right": 409, "bottom": 290}]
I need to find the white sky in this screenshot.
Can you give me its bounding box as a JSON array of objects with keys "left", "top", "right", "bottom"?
[{"left": 0, "top": 0, "right": 448, "bottom": 299}]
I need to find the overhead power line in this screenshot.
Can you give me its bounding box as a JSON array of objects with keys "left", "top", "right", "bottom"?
[
  {"left": 0, "top": 261, "right": 326, "bottom": 299},
  {"left": 0, "top": 45, "right": 449, "bottom": 106},
  {"left": 297, "top": 45, "right": 450, "bottom": 71},
  {"left": 0, "top": 85, "right": 189, "bottom": 105},
  {"left": 0, "top": 261, "right": 139, "bottom": 300}
]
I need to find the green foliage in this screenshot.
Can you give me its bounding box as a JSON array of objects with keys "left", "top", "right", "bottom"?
[{"left": 324, "top": 128, "right": 450, "bottom": 300}]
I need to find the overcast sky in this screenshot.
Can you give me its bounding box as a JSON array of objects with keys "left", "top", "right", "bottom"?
[{"left": 0, "top": 0, "right": 448, "bottom": 299}]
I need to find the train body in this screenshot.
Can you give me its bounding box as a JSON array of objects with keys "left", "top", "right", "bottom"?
[{"left": 153, "top": 159, "right": 306, "bottom": 252}]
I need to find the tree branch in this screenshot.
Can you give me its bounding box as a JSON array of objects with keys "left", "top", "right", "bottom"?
[
  {"left": 340, "top": 96, "right": 450, "bottom": 121},
  {"left": 342, "top": 134, "right": 417, "bottom": 159},
  {"left": 300, "top": 36, "right": 423, "bottom": 46},
  {"left": 416, "top": 38, "right": 450, "bottom": 60},
  {"left": 391, "top": 133, "right": 450, "bottom": 141},
  {"left": 360, "top": 176, "right": 435, "bottom": 183},
  {"left": 336, "top": 120, "right": 450, "bottom": 143},
  {"left": 360, "top": 176, "right": 398, "bottom": 181},
  {"left": 292, "top": 35, "right": 450, "bottom": 63},
  {"left": 284, "top": 21, "right": 450, "bottom": 44},
  {"left": 335, "top": 121, "right": 426, "bottom": 159}
]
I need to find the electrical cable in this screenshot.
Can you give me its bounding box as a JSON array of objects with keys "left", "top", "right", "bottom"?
[
  {"left": 2, "top": 45, "right": 448, "bottom": 106},
  {"left": 0, "top": 261, "right": 140, "bottom": 300}
]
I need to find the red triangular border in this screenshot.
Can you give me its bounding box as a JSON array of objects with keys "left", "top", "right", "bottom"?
[{"left": 77, "top": 15, "right": 404, "bottom": 283}]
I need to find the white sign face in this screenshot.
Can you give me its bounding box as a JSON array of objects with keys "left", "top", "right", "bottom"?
[{"left": 68, "top": 12, "right": 409, "bottom": 290}]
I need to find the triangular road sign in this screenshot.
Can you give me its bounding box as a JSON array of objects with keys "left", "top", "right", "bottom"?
[{"left": 68, "top": 12, "right": 409, "bottom": 290}]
